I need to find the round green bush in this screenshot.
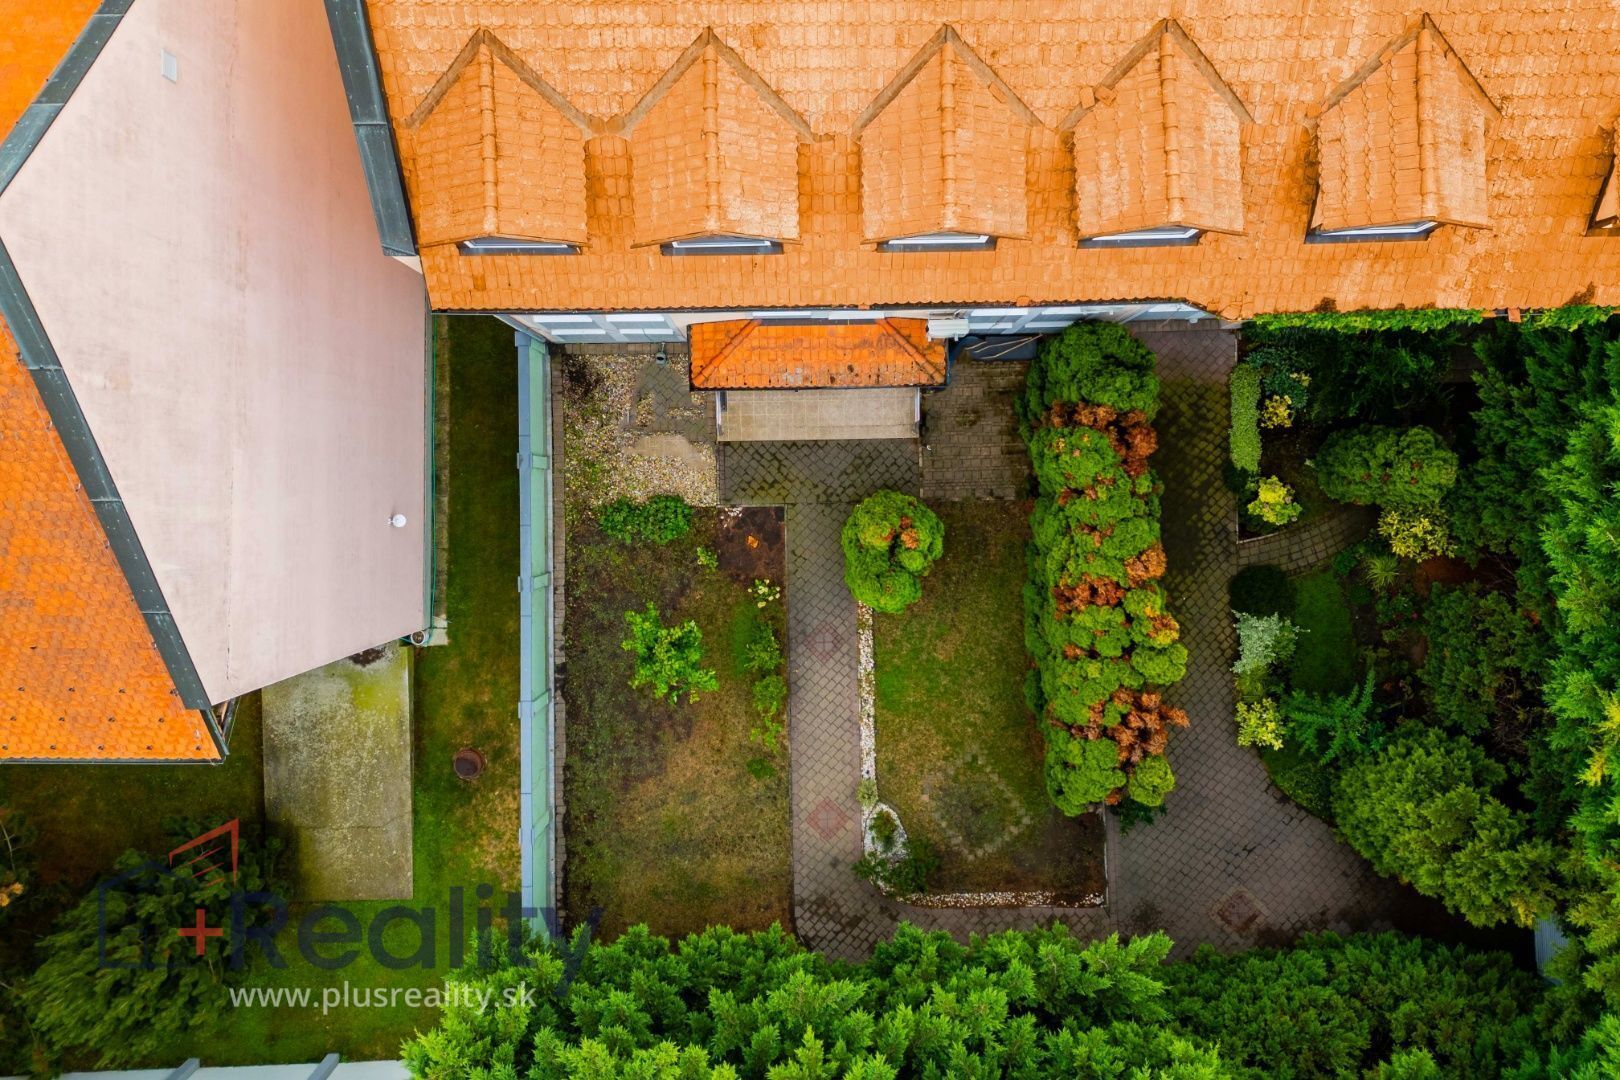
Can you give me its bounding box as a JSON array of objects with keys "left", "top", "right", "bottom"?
[
  {"left": 1229, "top": 564, "right": 1294, "bottom": 618},
  {"left": 841, "top": 491, "right": 944, "bottom": 613},
  {"left": 1313, "top": 425, "right": 1458, "bottom": 509},
  {"left": 1127, "top": 755, "right": 1176, "bottom": 807}
]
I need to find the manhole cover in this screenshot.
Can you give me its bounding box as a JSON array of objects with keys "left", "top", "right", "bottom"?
[
  {"left": 453, "top": 748, "right": 486, "bottom": 781},
  {"left": 1212, "top": 886, "right": 1265, "bottom": 935}
]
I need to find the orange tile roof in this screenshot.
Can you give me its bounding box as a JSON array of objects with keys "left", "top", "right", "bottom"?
[
  {"left": 363, "top": 2, "right": 1620, "bottom": 318},
  {"left": 1070, "top": 20, "right": 1250, "bottom": 238},
  {"left": 624, "top": 30, "right": 810, "bottom": 246},
  {"left": 404, "top": 30, "right": 590, "bottom": 246},
  {"left": 855, "top": 27, "right": 1034, "bottom": 243},
  {"left": 690, "top": 318, "right": 946, "bottom": 389},
  {"left": 0, "top": 0, "right": 214, "bottom": 762},
  {"left": 1314, "top": 17, "right": 1499, "bottom": 232},
  {"left": 0, "top": 323, "right": 215, "bottom": 762}
]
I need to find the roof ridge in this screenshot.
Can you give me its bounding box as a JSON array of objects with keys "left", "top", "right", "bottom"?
[
  {"left": 1315, "top": 13, "right": 1499, "bottom": 125},
  {"left": 404, "top": 29, "right": 593, "bottom": 133},
  {"left": 1062, "top": 19, "right": 1250, "bottom": 131},
  {"left": 476, "top": 44, "right": 497, "bottom": 235},
  {"left": 1159, "top": 32, "right": 1185, "bottom": 223},
  {"left": 618, "top": 30, "right": 813, "bottom": 142},
  {"left": 692, "top": 318, "right": 760, "bottom": 383},
  {"left": 875, "top": 317, "right": 930, "bottom": 368},
  {"left": 853, "top": 25, "right": 1037, "bottom": 134}
]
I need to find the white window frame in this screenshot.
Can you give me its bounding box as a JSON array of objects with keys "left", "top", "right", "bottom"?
[
  {"left": 1080, "top": 225, "right": 1202, "bottom": 248},
  {"left": 1308, "top": 220, "right": 1438, "bottom": 243},
  {"left": 877, "top": 232, "right": 996, "bottom": 253},
  {"left": 662, "top": 236, "right": 783, "bottom": 256},
  {"left": 458, "top": 237, "right": 579, "bottom": 255}
]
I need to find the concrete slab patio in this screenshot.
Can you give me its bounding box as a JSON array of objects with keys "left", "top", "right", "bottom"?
[{"left": 262, "top": 643, "right": 414, "bottom": 900}]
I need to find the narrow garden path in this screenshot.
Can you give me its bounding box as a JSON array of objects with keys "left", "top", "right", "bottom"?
[{"left": 722, "top": 331, "right": 1416, "bottom": 960}]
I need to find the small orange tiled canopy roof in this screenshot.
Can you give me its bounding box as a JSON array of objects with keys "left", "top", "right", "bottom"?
[
  {"left": 1313, "top": 16, "right": 1501, "bottom": 232},
  {"left": 1068, "top": 19, "right": 1252, "bottom": 239},
  {"left": 690, "top": 318, "right": 947, "bottom": 389}
]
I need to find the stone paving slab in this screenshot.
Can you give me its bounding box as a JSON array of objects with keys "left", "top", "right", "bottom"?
[
  {"left": 722, "top": 439, "right": 918, "bottom": 505},
  {"left": 262, "top": 644, "right": 413, "bottom": 901},
  {"left": 921, "top": 359, "right": 1032, "bottom": 500}
]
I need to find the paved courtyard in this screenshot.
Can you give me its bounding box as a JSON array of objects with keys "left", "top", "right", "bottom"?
[{"left": 724, "top": 328, "right": 1417, "bottom": 959}]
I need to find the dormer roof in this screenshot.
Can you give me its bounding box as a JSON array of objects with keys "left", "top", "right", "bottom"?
[
  {"left": 1313, "top": 15, "right": 1500, "bottom": 232},
  {"left": 854, "top": 26, "right": 1037, "bottom": 244},
  {"left": 1068, "top": 19, "right": 1252, "bottom": 238}
]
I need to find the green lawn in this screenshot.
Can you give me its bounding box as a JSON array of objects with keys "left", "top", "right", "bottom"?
[
  {"left": 0, "top": 314, "right": 522, "bottom": 1066},
  {"left": 1289, "top": 571, "right": 1358, "bottom": 695},
  {"left": 872, "top": 501, "right": 1104, "bottom": 900},
  {"left": 561, "top": 509, "right": 792, "bottom": 938}
]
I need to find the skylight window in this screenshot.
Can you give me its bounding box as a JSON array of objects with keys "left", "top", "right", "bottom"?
[
  {"left": 661, "top": 236, "right": 783, "bottom": 256},
  {"left": 877, "top": 232, "right": 996, "bottom": 253},
  {"left": 1308, "top": 220, "right": 1439, "bottom": 244},
  {"left": 1081, "top": 226, "right": 1202, "bottom": 248},
  {"left": 458, "top": 237, "right": 579, "bottom": 255}
]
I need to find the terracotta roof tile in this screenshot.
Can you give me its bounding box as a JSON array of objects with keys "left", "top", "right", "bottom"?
[
  {"left": 405, "top": 30, "right": 589, "bottom": 246},
  {"left": 0, "top": 323, "right": 215, "bottom": 761},
  {"left": 1315, "top": 17, "right": 1498, "bottom": 231},
  {"left": 0, "top": 1, "right": 212, "bottom": 761},
  {"left": 362, "top": 1, "right": 1620, "bottom": 318},
  {"left": 1071, "top": 20, "right": 1250, "bottom": 237},
  {"left": 625, "top": 32, "right": 808, "bottom": 246},
  {"left": 856, "top": 27, "right": 1033, "bottom": 243},
  {"left": 690, "top": 318, "right": 945, "bottom": 388}
]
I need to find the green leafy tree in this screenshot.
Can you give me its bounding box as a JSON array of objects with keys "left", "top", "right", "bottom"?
[
  {"left": 1241, "top": 320, "right": 1466, "bottom": 422},
  {"left": 1019, "top": 322, "right": 1160, "bottom": 423},
  {"left": 21, "top": 821, "right": 279, "bottom": 1068},
  {"left": 1332, "top": 728, "right": 1557, "bottom": 928},
  {"left": 403, "top": 922, "right": 1221, "bottom": 1078},
  {"left": 1446, "top": 322, "right": 1615, "bottom": 593},
  {"left": 841, "top": 491, "right": 944, "bottom": 614},
  {"left": 1162, "top": 931, "right": 1545, "bottom": 1080},
  {"left": 1419, "top": 584, "right": 1548, "bottom": 736},
  {"left": 621, "top": 603, "right": 717, "bottom": 704},
  {"left": 1282, "top": 670, "right": 1383, "bottom": 765},
  {"left": 1313, "top": 425, "right": 1458, "bottom": 510}
]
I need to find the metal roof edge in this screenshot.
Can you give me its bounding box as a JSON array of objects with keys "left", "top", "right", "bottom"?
[
  {"left": 0, "top": 238, "right": 216, "bottom": 721},
  {"left": 324, "top": 0, "right": 418, "bottom": 256}
]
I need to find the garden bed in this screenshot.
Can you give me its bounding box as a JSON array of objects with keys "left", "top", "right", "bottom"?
[
  {"left": 561, "top": 506, "right": 791, "bottom": 938},
  {"left": 871, "top": 501, "right": 1105, "bottom": 903}
]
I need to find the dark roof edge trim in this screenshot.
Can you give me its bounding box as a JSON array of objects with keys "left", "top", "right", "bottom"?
[
  {"left": 0, "top": 1, "right": 129, "bottom": 197},
  {"left": 0, "top": 239, "right": 222, "bottom": 753},
  {"left": 324, "top": 0, "right": 418, "bottom": 256}
]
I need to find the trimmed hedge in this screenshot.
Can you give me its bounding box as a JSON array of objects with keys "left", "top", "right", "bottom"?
[
  {"left": 1228, "top": 364, "right": 1262, "bottom": 473},
  {"left": 1019, "top": 324, "right": 1188, "bottom": 814}
]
